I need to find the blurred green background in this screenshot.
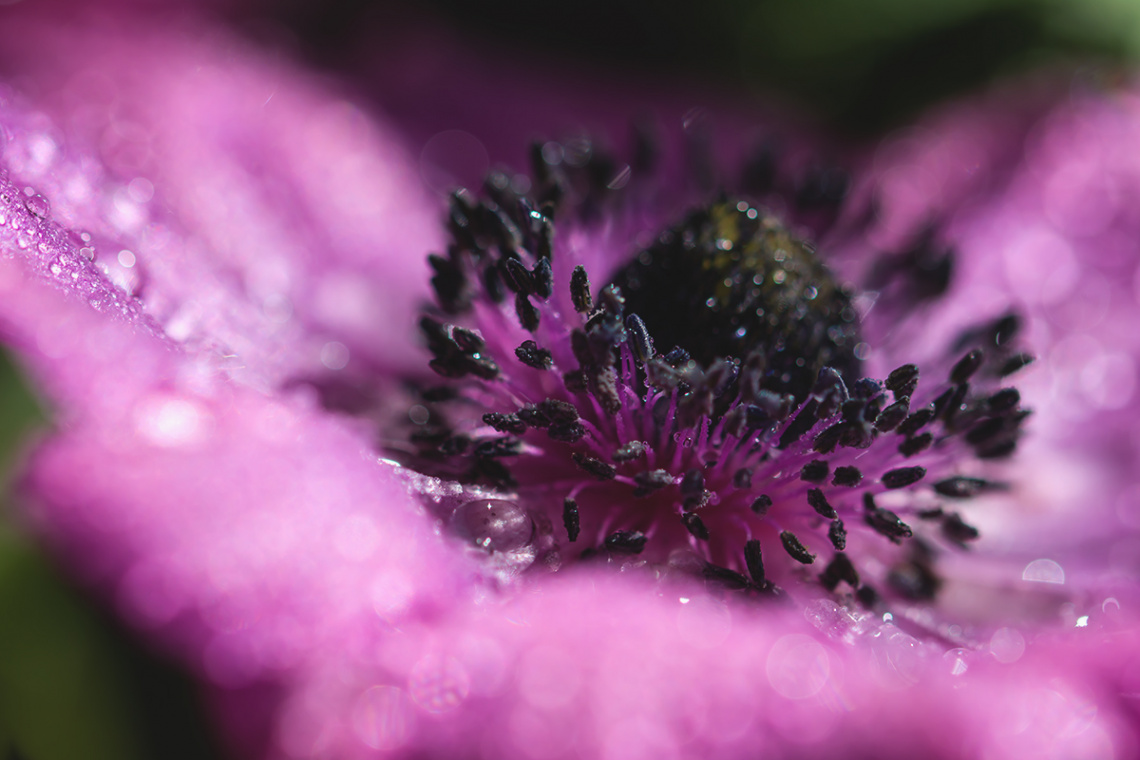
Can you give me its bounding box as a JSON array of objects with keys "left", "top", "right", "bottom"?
[{"left": 4, "top": 0, "right": 1140, "bottom": 757}]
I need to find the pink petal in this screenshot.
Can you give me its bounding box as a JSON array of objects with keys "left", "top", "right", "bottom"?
[{"left": 0, "top": 8, "right": 440, "bottom": 391}]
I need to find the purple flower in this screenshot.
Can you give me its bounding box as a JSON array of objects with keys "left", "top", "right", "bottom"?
[{"left": 0, "top": 6, "right": 1139, "bottom": 760}]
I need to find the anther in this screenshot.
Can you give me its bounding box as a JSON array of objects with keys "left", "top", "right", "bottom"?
[
  {"left": 744, "top": 539, "right": 766, "bottom": 585},
  {"left": 865, "top": 508, "right": 913, "bottom": 540},
  {"left": 897, "top": 407, "right": 934, "bottom": 436},
  {"left": 515, "top": 340, "right": 553, "bottom": 370},
  {"left": 482, "top": 412, "right": 527, "bottom": 435},
  {"left": 681, "top": 512, "right": 710, "bottom": 540},
  {"left": 563, "top": 498, "right": 580, "bottom": 542},
  {"left": 874, "top": 397, "right": 910, "bottom": 432},
  {"left": 828, "top": 519, "right": 847, "bottom": 551},
  {"left": 885, "top": 364, "right": 919, "bottom": 398},
  {"left": 898, "top": 433, "right": 933, "bottom": 457},
  {"left": 819, "top": 552, "right": 858, "bottom": 591},
  {"left": 781, "top": 531, "right": 816, "bottom": 564},
  {"left": 626, "top": 313, "right": 654, "bottom": 363},
  {"left": 832, "top": 466, "right": 863, "bottom": 487},
  {"left": 1000, "top": 352, "right": 1035, "bottom": 377},
  {"left": 882, "top": 466, "right": 926, "bottom": 489},
  {"left": 515, "top": 293, "right": 540, "bottom": 331},
  {"left": 800, "top": 460, "right": 829, "bottom": 483},
  {"left": 605, "top": 530, "right": 648, "bottom": 554},
  {"left": 942, "top": 513, "right": 980, "bottom": 545},
  {"left": 703, "top": 564, "right": 750, "bottom": 590},
  {"left": 751, "top": 494, "right": 773, "bottom": 516},
  {"left": 733, "top": 468, "right": 753, "bottom": 489},
  {"left": 503, "top": 257, "right": 534, "bottom": 295},
  {"left": 933, "top": 476, "right": 990, "bottom": 498},
  {"left": 633, "top": 469, "right": 673, "bottom": 496},
  {"left": 612, "top": 441, "right": 647, "bottom": 462},
  {"left": 474, "top": 437, "right": 523, "bottom": 459},
  {"left": 572, "top": 453, "right": 616, "bottom": 480},
  {"left": 532, "top": 257, "right": 554, "bottom": 299},
  {"left": 950, "top": 349, "right": 984, "bottom": 384},
  {"left": 807, "top": 488, "right": 837, "bottom": 519},
  {"left": 987, "top": 387, "right": 1020, "bottom": 413}
]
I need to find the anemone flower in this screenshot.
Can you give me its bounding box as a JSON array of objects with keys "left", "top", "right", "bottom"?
[{"left": 0, "top": 6, "right": 1139, "bottom": 760}]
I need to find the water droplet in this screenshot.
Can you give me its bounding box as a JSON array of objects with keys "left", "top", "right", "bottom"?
[
  {"left": 450, "top": 499, "right": 534, "bottom": 553},
  {"left": 23, "top": 193, "right": 50, "bottom": 219},
  {"left": 1022, "top": 558, "right": 1065, "bottom": 584}
]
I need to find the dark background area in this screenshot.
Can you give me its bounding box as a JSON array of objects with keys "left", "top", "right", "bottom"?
[{"left": 1, "top": 0, "right": 1138, "bottom": 757}]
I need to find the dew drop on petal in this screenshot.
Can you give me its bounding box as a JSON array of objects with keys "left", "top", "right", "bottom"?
[
  {"left": 1022, "top": 558, "right": 1065, "bottom": 584},
  {"left": 23, "top": 192, "right": 50, "bottom": 219},
  {"left": 943, "top": 647, "right": 971, "bottom": 676},
  {"left": 450, "top": 499, "right": 534, "bottom": 553}
]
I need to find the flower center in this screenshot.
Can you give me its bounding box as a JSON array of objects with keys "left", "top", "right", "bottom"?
[
  {"left": 394, "top": 137, "right": 1030, "bottom": 621},
  {"left": 610, "top": 201, "right": 860, "bottom": 402}
]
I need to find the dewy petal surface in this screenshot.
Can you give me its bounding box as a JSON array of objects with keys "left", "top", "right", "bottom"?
[
  {"left": 0, "top": 8, "right": 1138, "bottom": 760},
  {"left": 0, "top": 9, "right": 440, "bottom": 391}
]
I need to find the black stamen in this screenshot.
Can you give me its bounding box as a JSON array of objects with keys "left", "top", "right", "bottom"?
[
  {"left": 503, "top": 257, "right": 534, "bottom": 295},
  {"left": 828, "top": 519, "right": 847, "bottom": 550},
  {"left": 515, "top": 340, "right": 553, "bottom": 370},
  {"left": 681, "top": 512, "right": 710, "bottom": 540},
  {"left": 807, "top": 488, "right": 837, "bottom": 519},
  {"left": 885, "top": 364, "right": 919, "bottom": 398},
  {"left": 800, "top": 459, "right": 829, "bottom": 483},
  {"left": 474, "top": 437, "right": 522, "bottom": 459},
  {"left": 751, "top": 494, "right": 773, "bottom": 516},
  {"left": 897, "top": 407, "right": 934, "bottom": 436},
  {"left": 987, "top": 388, "right": 1021, "bottom": 413},
  {"left": 744, "top": 539, "right": 766, "bottom": 585},
  {"left": 733, "top": 468, "right": 753, "bottom": 489},
  {"left": 882, "top": 466, "right": 927, "bottom": 489},
  {"left": 832, "top": 466, "right": 863, "bottom": 487},
  {"left": 570, "top": 265, "right": 593, "bottom": 313},
  {"left": 633, "top": 469, "right": 674, "bottom": 496},
  {"left": 605, "top": 530, "right": 647, "bottom": 554},
  {"left": 612, "top": 441, "right": 646, "bottom": 462},
  {"left": 898, "top": 433, "right": 933, "bottom": 457},
  {"left": 482, "top": 412, "right": 526, "bottom": 435},
  {"left": 865, "top": 508, "right": 913, "bottom": 540},
  {"left": 820, "top": 552, "right": 858, "bottom": 590},
  {"left": 563, "top": 498, "right": 580, "bottom": 542},
  {"left": 532, "top": 257, "right": 553, "bottom": 299},
  {"left": 515, "top": 293, "right": 540, "bottom": 332},
  {"left": 572, "top": 453, "right": 616, "bottom": 480},
  {"left": 950, "top": 349, "right": 984, "bottom": 384},
  {"left": 933, "top": 476, "right": 990, "bottom": 498},
  {"left": 703, "top": 563, "right": 750, "bottom": 590},
  {"left": 1000, "top": 353, "right": 1035, "bottom": 376},
  {"left": 874, "top": 397, "right": 910, "bottom": 432},
  {"left": 942, "top": 513, "right": 980, "bottom": 545},
  {"left": 780, "top": 531, "right": 816, "bottom": 564},
  {"left": 680, "top": 469, "right": 705, "bottom": 496},
  {"left": 856, "top": 585, "right": 880, "bottom": 608},
  {"left": 625, "top": 313, "right": 654, "bottom": 363}
]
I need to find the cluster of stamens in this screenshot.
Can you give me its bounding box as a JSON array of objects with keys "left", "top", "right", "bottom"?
[{"left": 397, "top": 134, "right": 1033, "bottom": 613}]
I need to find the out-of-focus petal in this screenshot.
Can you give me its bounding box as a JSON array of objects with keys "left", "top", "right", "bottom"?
[{"left": 0, "top": 9, "right": 439, "bottom": 390}]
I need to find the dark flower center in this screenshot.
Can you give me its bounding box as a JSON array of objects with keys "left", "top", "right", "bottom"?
[
  {"left": 388, "top": 131, "right": 1031, "bottom": 633},
  {"left": 610, "top": 201, "right": 860, "bottom": 401}
]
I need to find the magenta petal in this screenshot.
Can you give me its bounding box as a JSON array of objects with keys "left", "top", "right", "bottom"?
[{"left": 0, "top": 10, "right": 440, "bottom": 387}]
